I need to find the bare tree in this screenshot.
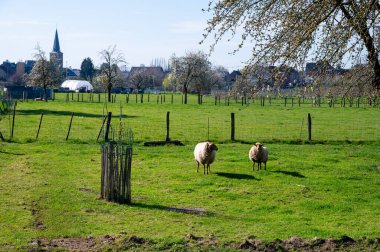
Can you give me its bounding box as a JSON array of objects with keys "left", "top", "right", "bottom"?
[
  {"left": 203, "top": 1, "right": 380, "bottom": 93},
  {"left": 27, "top": 44, "right": 62, "bottom": 101},
  {"left": 99, "top": 45, "right": 126, "bottom": 102},
  {"left": 170, "top": 51, "right": 211, "bottom": 104},
  {"left": 128, "top": 72, "right": 150, "bottom": 92}
]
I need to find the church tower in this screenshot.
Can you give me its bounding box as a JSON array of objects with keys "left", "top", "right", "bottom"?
[{"left": 50, "top": 29, "right": 63, "bottom": 69}]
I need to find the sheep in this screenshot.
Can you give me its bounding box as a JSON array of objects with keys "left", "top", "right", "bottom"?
[
  {"left": 194, "top": 142, "right": 218, "bottom": 174},
  {"left": 248, "top": 142, "right": 268, "bottom": 171}
]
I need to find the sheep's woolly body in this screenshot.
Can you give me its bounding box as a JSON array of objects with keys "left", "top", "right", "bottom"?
[
  {"left": 194, "top": 142, "right": 218, "bottom": 174},
  {"left": 249, "top": 143, "right": 268, "bottom": 171}
]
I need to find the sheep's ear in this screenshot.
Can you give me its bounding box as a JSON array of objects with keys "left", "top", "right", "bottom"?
[{"left": 206, "top": 143, "right": 212, "bottom": 151}]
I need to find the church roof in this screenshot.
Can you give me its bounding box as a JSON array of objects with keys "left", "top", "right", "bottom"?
[{"left": 52, "top": 29, "right": 61, "bottom": 53}]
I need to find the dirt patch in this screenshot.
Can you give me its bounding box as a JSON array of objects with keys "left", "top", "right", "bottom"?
[
  {"left": 79, "top": 187, "right": 94, "bottom": 193},
  {"left": 30, "top": 200, "right": 45, "bottom": 230},
  {"left": 236, "top": 236, "right": 379, "bottom": 251},
  {"left": 27, "top": 235, "right": 379, "bottom": 251},
  {"left": 28, "top": 235, "right": 119, "bottom": 251},
  {"left": 166, "top": 206, "right": 207, "bottom": 215}
]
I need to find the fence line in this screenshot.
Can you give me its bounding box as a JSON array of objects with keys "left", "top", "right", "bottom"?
[
  {"left": 1, "top": 105, "right": 379, "bottom": 144},
  {"left": 45, "top": 93, "right": 380, "bottom": 109}
]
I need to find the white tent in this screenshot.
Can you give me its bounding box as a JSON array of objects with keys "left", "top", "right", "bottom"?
[{"left": 61, "top": 80, "right": 93, "bottom": 92}]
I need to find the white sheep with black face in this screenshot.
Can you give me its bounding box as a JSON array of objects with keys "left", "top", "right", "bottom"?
[
  {"left": 194, "top": 142, "right": 218, "bottom": 174},
  {"left": 249, "top": 142, "right": 268, "bottom": 171}
]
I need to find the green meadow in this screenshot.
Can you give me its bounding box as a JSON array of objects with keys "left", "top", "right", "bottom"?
[{"left": 0, "top": 93, "right": 379, "bottom": 250}]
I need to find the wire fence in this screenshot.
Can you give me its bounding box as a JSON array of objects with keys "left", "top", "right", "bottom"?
[
  {"left": 35, "top": 92, "right": 380, "bottom": 109},
  {"left": 1, "top": 97, "right": 379, "bottom": 144}
]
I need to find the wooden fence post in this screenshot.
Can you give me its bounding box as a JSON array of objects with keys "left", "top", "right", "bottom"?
[
  {"left": 207, "top": 117, "right": 210, "bottom": 141},
  {"left": 36, "top": 112, "right": 44, "bottom": 139},
  {"left": 307, "top": 113, "right": 312, "bottom": 142},
  {"left": 11, "top": 102, "right": 17, "bottom": 140},
  {"left": 231, "top": 112, "right": 235, "bottom": 141},
  {"left": 166, "top": 111, "right": 170, "bottom": 142},
  {"left": 97, "top": 115, "right": 108, "bottom": 142},
  {"left": 105, "top": 112, "right": 112, "bottom": 142},
  {"left": 66, "top": 112, "right": 74, "bottom": 141}
]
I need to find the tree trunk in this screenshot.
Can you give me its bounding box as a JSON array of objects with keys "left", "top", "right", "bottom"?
[
  {"left": 184, "top": 85, "right": 188, "bottom": 104},
  {"left": 338, "top": 2, "right": 380, "bottom": 91},
  {"left": 43, "top": 85, "right": 47, "bottom": 102},
  {"left": 108, "top": 83, "right": 112, "bottom": 102},
  {"left": 369, "top": 55, "right": 380, "bottom": 92}
]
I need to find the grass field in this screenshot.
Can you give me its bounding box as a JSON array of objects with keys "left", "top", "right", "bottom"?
[{"left": 0, "top": 93, "right": 379, "bottom": 250}]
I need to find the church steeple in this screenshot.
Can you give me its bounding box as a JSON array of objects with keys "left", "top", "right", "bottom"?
[
  {"left": 50, "top": 29, "right": 63, "bottom": 69},
  {"left": 52, "top": 29, "right": 61, "bottom": 53}
]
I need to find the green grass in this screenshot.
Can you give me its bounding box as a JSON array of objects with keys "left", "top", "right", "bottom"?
[{"left": 0, "top": 93, "right": 379, "bottom": 250}]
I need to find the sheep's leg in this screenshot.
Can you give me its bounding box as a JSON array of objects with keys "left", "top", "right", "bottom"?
[
  {"left": 264, "top": 162, "right": 266, "bottom": 170},
  {"left": 252, "top": 161, "right": 255, "bottom": 172},
  {"left": 203, "top": 164, "right": 206, "bottom": 175},
  {"left": 207, "top": 164, "right": 211, "bottom": 174},
  {"left": 196, "top": 161, "right": 199, "bottom": 173}
]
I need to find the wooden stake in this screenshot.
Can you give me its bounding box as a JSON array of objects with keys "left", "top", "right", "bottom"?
[
  {"left": 66, "top": 112, "right": 74, "bottom": 141},
  {"left": 36, "top": 112, "right": 44, "bottom": 139}
]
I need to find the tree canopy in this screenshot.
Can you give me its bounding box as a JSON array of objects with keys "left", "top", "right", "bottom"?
[
  {"left": 202, "top": 0, "right": 380, "bottom": 92},
  {"left": 27, "top": 45, "right": 62, "bottom": 101},
  {"left": 80, "top": 57, "right": 95, "bottom": 83},
  {"left": 99, "top": 45, "right": 125, "bottom": 102},
  {"left": 170, "top": 51, "right": 213, "bottom": 103}
]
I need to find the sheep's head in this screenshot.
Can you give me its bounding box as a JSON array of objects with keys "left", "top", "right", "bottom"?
[
  {"left": 207, "top": 142, "right": 218, "bottom": 152},
  {"left": 255, "top": 142, "right": 263, "bottom": 151}
]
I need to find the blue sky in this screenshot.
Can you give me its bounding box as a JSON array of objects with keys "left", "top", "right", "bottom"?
[{"left": 0, "top": 0, "right": 250, "bottom": 71}]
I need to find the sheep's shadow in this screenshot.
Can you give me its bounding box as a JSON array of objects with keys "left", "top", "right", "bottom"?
[
  {"left": 271, "top": 170, "right": 306, "bottom": 178},
  {"left": 215, "top": 172, "right": 261, "bottom": 181},
  {"left": 131, "top": 202, "right": 214, "bottom": 216}
]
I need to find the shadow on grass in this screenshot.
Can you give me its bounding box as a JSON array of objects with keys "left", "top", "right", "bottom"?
[
  {"left": 0, "top": 150, "right": 25, "bottom": 155},
  {"left": 16, "top": 109, "right": 139, "bottom": 119},
  {"left": 215, "top": 172, "right": 261, "bottom": 181},
  {"left": 131, "top": 202, "right": 214, "bottom": 216},
  {"left": 271, "top": 170, "right": 306, "bottom": 178}
]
